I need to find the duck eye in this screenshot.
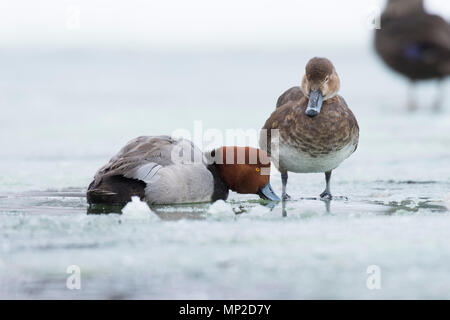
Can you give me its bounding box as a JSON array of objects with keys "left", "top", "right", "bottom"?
[{"left": 325, "top": 76, "right": 329, "bottom": 82}]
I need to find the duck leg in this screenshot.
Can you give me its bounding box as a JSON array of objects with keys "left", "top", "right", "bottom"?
[
  {"left": 320, "top": 170, "right": 332, "bottom": 200},
  {"left": 281, "top": 199, "right": 287, "bottom": 217},
  {"left": 433, "top": 79, "right": 444, "bottom": 112},
  {"left": 281, "top": 171, "right": 291, "bottom": 200},
  {"left": 407, "top": 80, "right": 418, "bottom": 111}
]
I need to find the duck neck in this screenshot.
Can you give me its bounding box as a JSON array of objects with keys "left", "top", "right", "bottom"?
[{"left": 206, "top": 164, "right": 229, "bottom": 202}]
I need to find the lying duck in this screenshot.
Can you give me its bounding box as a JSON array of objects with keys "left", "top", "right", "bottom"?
[
  {"left": 87, "top": 135, "right": 279, "bottom": 205},
  {"left": 374, "top": 0, "right": 450, "bottom": 111},
  {"left": 260, "top": 57, "right": 359, "bottom": 200}
]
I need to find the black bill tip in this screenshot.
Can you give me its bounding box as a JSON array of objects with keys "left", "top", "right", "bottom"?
[
  {"left": 306, "top": 109, "right": 319, "bottom": 117},
  {"left": 257, "top": 182, "right": 280, "bottom": 201}
]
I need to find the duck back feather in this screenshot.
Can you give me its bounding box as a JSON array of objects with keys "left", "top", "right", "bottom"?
[{"left": 87, "top": 135, "right": 226, "bottom": 206}]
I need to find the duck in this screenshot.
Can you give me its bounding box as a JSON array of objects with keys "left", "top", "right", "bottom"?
[
  {"left": 374, "top": 0, "right": 450, "bottom": 111},
  {"left": 259, "top": 57, "right": 359, "bottom": 200},
  {"left": 87, "top": 135, "right": 279, "bottom": 206}
]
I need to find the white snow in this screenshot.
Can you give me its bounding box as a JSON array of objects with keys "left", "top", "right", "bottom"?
[
  {"left": 207, "top": 200, "right": 233, "bottom": 216},
  {"left": 121, "top": 196, "right": 158, "bottom": 220}
]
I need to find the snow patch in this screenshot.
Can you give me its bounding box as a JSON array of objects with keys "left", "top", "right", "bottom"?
[
  {"left": 121, "top": 196, "right": 158, "bottom": 220},
  {"left": 248, "top": 205, "right": 272, "bottom": 216},
  {"left": 207, "top": 200, "right": 233, "bottom": 215}
]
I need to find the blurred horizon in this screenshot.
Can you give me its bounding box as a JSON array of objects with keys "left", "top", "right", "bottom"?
[{"left": 2, "top": 0, "right": 450, "bottom": 51}]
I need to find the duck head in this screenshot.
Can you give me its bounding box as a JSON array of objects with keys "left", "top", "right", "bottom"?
[
  {"left": 210, "top": 146, "right": 280, "bottom": 201},
  {"left": 301, "top": 57, "right": 340, "bottom": 118}
]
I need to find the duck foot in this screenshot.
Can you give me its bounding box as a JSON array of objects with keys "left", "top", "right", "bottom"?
[
  {"left": 407, "top": 102, "right": 418, "bottom": 112},
  {"left": 432, "top": 102, "right": 443, "bottom": 113},
  {"left": 282, "top": 193, "right": 291, "bottom": 201},
  {"left": 432, "top": 80, "right": 444, "bottom": 113},
  {"left": 320, "top": 191, "right": 332, "bottom": 200},
  {"left": 407, "top": 81, "right": 418, "bottom": 112}
]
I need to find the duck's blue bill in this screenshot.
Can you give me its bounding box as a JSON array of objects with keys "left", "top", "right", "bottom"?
[
  {"left": 258, "top": 182, "right": 280, "bottom": 201},
  {"left": 306, "top": 89, "right": 323, "bottom": 117}
]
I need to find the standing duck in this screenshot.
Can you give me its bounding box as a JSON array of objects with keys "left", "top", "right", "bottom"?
[
  {"left": 374, "top": 0, "right": 450, "bottom": 111},
  {"left": 87, "top": 135, "right": 279, "bottom": 206},
  {"left": 260, "top": 57, "right": 359, "bottom": 200}
]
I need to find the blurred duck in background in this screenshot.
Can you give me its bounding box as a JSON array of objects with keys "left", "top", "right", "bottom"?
[
  {"left": 260, "top": 58, "right": 359, "bottom": 201},
  {"left": 374, "top": 0, "right": 450, "bottom": 111}
]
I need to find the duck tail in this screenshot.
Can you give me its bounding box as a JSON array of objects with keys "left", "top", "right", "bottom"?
[{"left": 86, "top": 175, "right": 146, "bottom": 205}]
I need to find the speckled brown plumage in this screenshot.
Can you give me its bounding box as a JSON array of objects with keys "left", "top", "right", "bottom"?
[
  {"left": 262, "top": 95, "right": 359, "bottom": 167},
  {"left": 260, "top": 57, "right": 359, "bottom": 199},
  {"left": 276, "top": 86, "right": 304, "bottom": 108}
]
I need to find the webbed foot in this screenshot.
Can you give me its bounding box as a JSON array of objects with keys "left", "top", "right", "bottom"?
[
  {"left": 320, "top": 191, "right": 332, "bottom": 200},
  {"left": 282, "top": 193, "right": 291, "bottom": 201}
]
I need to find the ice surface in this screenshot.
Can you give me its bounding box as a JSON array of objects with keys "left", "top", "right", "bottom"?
[
  {"left": 0, "top": 49, "right": 449, "bottom": 299},
  {"left": 207, "top": 200, "right": 234, "bottom": 216}
]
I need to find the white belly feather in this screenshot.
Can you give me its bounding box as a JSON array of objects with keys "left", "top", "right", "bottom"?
[{"left": 276, "top": 142, "right": 355, "bottom": 173}]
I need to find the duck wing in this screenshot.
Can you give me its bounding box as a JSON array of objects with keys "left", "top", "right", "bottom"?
[
  {"left": 276, "top": 86, "right": 304, "bottom": 109},
  {"left": 260, "top": 100, "right": 301, "bottom": 157},
  {"left": 337, "top": 96, "right": 359, "bottom": 153},
  {"left": 87, "top": 135, "right": 204, "bottom": 205}
]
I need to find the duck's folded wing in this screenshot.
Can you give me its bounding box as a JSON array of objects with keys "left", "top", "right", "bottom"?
[
  {"left": 338, "top": 96, "right": 359, "bottom": 153},
  {"left": 93, "top": 135, "right": 175, "bottom": 183},
  {"left": 276, "top": 86, "right": 304, "bottom": 109},
  {"left": 90, "top": 135, "right": 205, "bottom": 188},
  {"left": 260, "top": 100, "right": 298, "bottom": 156},
  {"left": 127, "top": 162, "right": 162, "bottom": 184},
  {"left": 87, "top": 136, "right": 175, "bottom": 204}
]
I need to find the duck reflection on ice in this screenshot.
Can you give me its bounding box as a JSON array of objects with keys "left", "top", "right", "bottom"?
[
  {"left": 87, "top": 195, "right": 447, "bottom": 220},
  {"left": 87, "top": 197, "right": 337, "bottom": 218},
  {"left": 280, "top": 197, "right": 332, "bottom": 217}
]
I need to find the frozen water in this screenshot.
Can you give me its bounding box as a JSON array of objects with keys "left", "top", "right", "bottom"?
[{"left": 0, "top": 49, "right": 449, "bottom": 299}]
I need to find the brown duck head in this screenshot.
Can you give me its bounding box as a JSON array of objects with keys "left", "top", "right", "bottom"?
[
  {"left": 211, "top": 146, "right": 280, "bottom": 201},
  {"left": 301, "top": 57, "right": 340, "bottom": 118}
]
